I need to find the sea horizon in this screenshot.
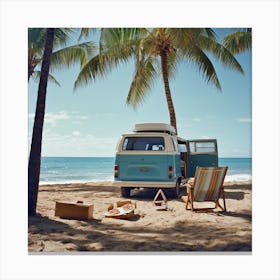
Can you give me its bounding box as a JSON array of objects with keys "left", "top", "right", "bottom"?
[
  {"left": 42, "top": 156, "right": 252, "bottom": 158},
  {"left": 39, "top": 156, "right": 252, "bottom": 185}
]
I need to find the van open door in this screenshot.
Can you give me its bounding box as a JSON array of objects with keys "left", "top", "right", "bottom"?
[{"left": 186, "top": 139, "right": 218, "bottom": 177}]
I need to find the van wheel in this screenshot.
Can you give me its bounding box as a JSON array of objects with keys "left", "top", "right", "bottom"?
[
  {"left": 171, "top": 179, "right": 181, "bottom": 198},
  {"left": 121, "top": 187, "right": 131, "bottom": 198}
]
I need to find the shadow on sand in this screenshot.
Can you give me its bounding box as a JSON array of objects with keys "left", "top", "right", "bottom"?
[
  {"left": 30, "top": 182, "right": 252, "bottom": 253},
  {"left": 29, "top": 211, "right": 251, "bottom": 253}
]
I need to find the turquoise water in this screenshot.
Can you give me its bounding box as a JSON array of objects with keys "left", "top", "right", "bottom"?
[
  {"left": 219, "top": 158, "right": 252, "bottom": 182},
  {"left": 40, "top": 157, "right": 252, "bottom": 184}
]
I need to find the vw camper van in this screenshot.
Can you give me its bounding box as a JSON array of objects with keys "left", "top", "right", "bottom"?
[{"left": 114, "top": 123, "right": 218, "bottom": 198}]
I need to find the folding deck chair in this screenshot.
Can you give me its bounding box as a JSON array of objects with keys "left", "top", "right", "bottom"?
[{"left": 182, "top": 166, "right": 228, "bottom": 212}]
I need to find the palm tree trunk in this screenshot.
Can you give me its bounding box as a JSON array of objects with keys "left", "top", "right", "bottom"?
[
  {"left": 28, "top": 28, "right": 55, "bottom": 216},
  {"left": 160, "top": 50, "right": 177, "bottom": 133}
]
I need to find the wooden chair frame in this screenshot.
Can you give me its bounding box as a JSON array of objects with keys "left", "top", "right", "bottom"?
[{"left": 183, "top": 166, "right": 228, "bottom": 212}]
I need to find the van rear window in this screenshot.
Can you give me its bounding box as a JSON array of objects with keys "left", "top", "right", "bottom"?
[{"left": 122, "top": 137, "right": 165, "bottom": 151}]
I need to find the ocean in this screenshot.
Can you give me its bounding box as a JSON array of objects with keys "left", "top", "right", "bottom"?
[{"left": 40, "top": 157, "right": 252, "bottom": 185}]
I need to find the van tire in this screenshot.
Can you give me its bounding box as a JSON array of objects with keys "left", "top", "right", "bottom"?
[
  {"left": 171, "top": 179, "right": 181, "bottom": 198},
  {"left": 121, "top": 187, "right": 131, "bottom": 198}
]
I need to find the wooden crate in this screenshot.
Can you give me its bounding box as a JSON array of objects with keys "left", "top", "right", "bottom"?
[{"left": 55, "top": 201, "right": 93, "bottom": 220}]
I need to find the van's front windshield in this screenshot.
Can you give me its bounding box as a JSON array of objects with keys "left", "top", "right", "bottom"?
[{"left": 122, "top": 137, "right": 165, "bottom": 151}]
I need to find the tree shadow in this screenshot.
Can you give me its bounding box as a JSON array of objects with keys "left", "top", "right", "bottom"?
[
  {"left": 30, "top": 183, "right": 252, "bottom": 253},
  {"left": 130, "top": 187, "right": 187, "bottom": 201},
  {"left": 224, "top": 191, "right": 245, "bottom": 200},
  {"left": 224, "top": 184, "right": 252, "bottom": 191},
  {"left": 130, "top": 186, "right": 248, "bottom": 203},
  {"left": 29, "top": 211, "right": 252, "bottom": 253},
  {"left": 219, "top": 211, "right": 252, "bottom": 222}
]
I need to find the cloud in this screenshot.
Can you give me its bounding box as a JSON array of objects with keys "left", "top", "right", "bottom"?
[
  {"left": 29, "top": 111, "right": 88, "bottom": 126},
  {"left": 192, "top": 118, "right": 201, "bottom": 122},
  {"left": 237, "top": 118, "right": 252, "bottom": 123},
  {"left": 45, "top": 111, "right": 70, "bottom": 124},
  {"left": 34, "top": 131, "right": 118, "bottom": 156},
  {"left": 72, "top": 131, "right": 81, "bottom": 136}
]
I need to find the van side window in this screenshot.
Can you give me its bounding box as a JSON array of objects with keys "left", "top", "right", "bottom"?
[
  {"left": 189, "top": 141, "right": 216, "bottom": 153},
  {"left": 122, "top": 137, "right": 165, "bottom": 151}
]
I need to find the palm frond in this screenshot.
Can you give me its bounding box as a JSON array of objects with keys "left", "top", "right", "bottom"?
[
  {"left": 127, "top": 55, "right": 158, "bottom": 108},
  {"left": 28, "top": 28, "right": 47, "bottom": 52},
  {"left": 167, "top": 28, "right": 203, "bottom": 54},
  {"left": 29, "top": 28, "right": 89, "bottom": 80},
  {"left": 198, "top": 35, "right": 244, "bottom": 74},
  {"left": 28, "top": 28, "right": 75, "bottom": 49},
  {"left": 74, "top": 54, "right": 106, "bottom": 90},
  {"left": 74, "top": 29, "right": 143, "bottom": 90},
  {"left": 53, "top": 28, "right": 74, "bottom": 47},
  {"left": 166, "top": 51, "right": 181, "bottom": 80},
  {"left": 204, "top": 28, "right": 217, "bottom": 40},
  {"left": 74, "top": 38, "right": 137, "bottom": 91},
  {"left": 78, "top": 28, "right": 96, "bottom": 41},
  {"left": 222, "top": 30, "right": 252, "bottom": 54},
  {"left": 185, "top": 46, "right": 222, "bottom": 90},
  {"left": 100, "top": 28, "right": 147, "bottom": 48},
  {"left": 32, "top": 71, "right": 61, "bottom": 86},
  {"left": 50, "top": 41, "right": 97, "bottom": 70}
]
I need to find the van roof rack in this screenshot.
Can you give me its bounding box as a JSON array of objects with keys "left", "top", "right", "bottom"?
[{"left": 133, "top": 123, "right": 177, "bottom": 135}]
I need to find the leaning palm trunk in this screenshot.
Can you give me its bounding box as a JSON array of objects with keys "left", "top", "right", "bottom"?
[
  {"left": 28, "top": 28, "right": 55, "bottom": 216},
  {"left": 160, "top": 50, "right": 177, "bottom": 133}
]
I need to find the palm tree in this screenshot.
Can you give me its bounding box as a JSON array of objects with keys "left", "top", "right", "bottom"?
[
  {"left": 28, "top": 28, "right": 96, "bottom": 216},
  {"left": 28, "top": 28, "right": 95, "bottom": 85},
  {"left": 28, "top": 28, "right": 55, "bottom": 216},
  {"left": 74, "top": 28, "right": 244, "bottom": 133}
]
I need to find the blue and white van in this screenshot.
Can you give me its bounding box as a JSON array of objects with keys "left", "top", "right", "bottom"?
[{"left": 114, "top": 123, "right": 218, "bottom": 198}]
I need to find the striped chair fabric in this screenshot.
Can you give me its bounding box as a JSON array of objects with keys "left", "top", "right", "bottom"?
[{"left": 182, "top": 166, "right": 228, "bottom": 211}]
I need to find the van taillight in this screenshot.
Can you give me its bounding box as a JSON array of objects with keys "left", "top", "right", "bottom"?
[
  {"left": 168, "top": 165, "right": 173, "bottom": 178},
  {"left": 114, "top": 165, "right": 119, "bottom": 178}
]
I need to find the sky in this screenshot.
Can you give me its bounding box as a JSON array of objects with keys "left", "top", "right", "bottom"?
[{"left": 28, "top": 28, "right": 252, "bottom": 158}]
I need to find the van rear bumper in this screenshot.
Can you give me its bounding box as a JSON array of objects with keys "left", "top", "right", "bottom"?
[{"left": 112, "top": 181, "right": 176, "bottom": 188}]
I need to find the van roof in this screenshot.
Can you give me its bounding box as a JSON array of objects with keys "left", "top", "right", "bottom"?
[
  {"left": 133, "top": 123, "right": 176, "bottom": 135},
  {"left": 121, "top": 132, "right": 171, "bottom": 137}
]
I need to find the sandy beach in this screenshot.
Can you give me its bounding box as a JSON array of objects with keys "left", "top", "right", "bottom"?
[{"left": 28, "top": 181, "right": 252, "bottom": 253}]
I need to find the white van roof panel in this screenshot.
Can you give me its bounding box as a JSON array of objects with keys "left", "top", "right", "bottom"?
[{"left": 133, "top": 123, "right": 176, "bottom": 135}]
